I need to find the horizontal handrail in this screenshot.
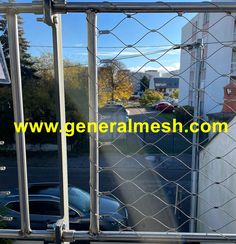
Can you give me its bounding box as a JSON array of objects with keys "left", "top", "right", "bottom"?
[
  {"left": 0, "top": 2, "right": 236, "bottom": 14},
  {"left": 0, "top": 230, "right": 236, "bottom": 242}
]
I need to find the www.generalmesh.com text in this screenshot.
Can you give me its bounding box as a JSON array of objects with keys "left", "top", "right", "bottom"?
[{"left": 13, "top": 119, "right": 228, "bottom": 137}]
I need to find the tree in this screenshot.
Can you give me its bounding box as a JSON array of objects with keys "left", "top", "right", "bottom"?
[
  {"left": 139, "top": 89, "right": 163, "bottom": 106},
  {"left": 32, "top": 53, "right": 89, "bottom": 151},
  {"left": 0, "top": 14, "right": 38, "bottom": 144},
  {"left": 171, "top": 89, "right": 179, "bottom": 99},
  {"left": 98, "top": 66, "right": 113, "bottom": 108},
  {"left": 98, "top": 60, "right": 133, "bottom": 107},
  {"left": 0, "top": 50, "right": 89, "bottom": 150},
  {"left": 0, "top": 85, "right": 14, "bottom": 143},
  {"left": 140, "top": 75, "right": 150, "bottom": 92},
  {"left": 33, "top": 52, "right": 88, "bottom": 122},
  {"left": 114, "top": 69, "right": 133, "bottom": 101},
  {"left": 0, "top": 15, "right": 38, "bottom": 82}
]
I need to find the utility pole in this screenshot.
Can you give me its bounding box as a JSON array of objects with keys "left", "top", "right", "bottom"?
[
  {"left": 174, "top": 39, "right": 204, "bottom": 232},
  {"left": 189, "top": 38, "right": 204, "bottom": 232}
]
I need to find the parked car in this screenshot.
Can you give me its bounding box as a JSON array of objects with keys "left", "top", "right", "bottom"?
[
  {"left": 154, "top": 102, "right": 175, "bottom": 112},
  {"left": 99, "top": 103, "right": 129, "bottom": 141},
  {"left": 0, "top": 183, "right": 128, "bottom": 231},
  {"left": 165, "top": 97, "right": 179, "bottom": 106}
]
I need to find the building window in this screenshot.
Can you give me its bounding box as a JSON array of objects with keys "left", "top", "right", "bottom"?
[
  {"left": 201, "top": 68, "right": 206, "bottom": 81},
  {"left": 233, "top": 21, "right": 236, "bottom": 41},
  {"left": 203, "top": 13, "right": 209, "bottom": 26},
  {"left": 230, "top": 76, "right": 236, "bottom": 83},
  {"left": 203, "top": 13, "right": 209, "bottom": 35},
  {"left": 190, "top": 50, "right": 196, "bottom": 72},
  {"left": 192, "top": 21, "right": 198, "bottom": 41},
  {"left": 190, "top": 70, "right": 195, "bottom": 82},
  {"left": 204, "top": 44, "right": 208, "bottom": 59},
  {"left": 202, "top": 45, "right": 207, "bottom": 68},
  {"left": 226, "top": 88, "right": 232, "bottom": 95},
  {"left": 201, "top": 44, "right": 208, "bottom": 81},
  {"left": 231, "top": 48, "right": 236, "bottom": 73},
  {"left": 189, "top": 89, "right": 193, "bottom": 106}
]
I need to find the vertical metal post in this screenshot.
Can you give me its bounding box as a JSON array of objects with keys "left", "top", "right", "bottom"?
[
  {"left": 52, "top": 14, "right": 69, "bottom": 237},
  {"left": 7, "top": 13, "right": 31, "bottom": 234},
  {"left": 87, "top": 11, "right": 100, "bottom": 235},
  {"left": 174, "top": 184, "right": 179, "bottom": 215},
  {"left": 190, "top": 39, "right": 203, "bottom": 232}
]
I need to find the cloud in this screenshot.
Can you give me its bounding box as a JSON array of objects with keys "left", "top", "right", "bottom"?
[
  {"left": 97, "top": 47, "right": 180, "bottom": 59},
  {"left": 157, "top": 62, "right": 180, "bottom": 73},
  {"left": 62, "top": 47, "right": 180, "bottom": 64},
  {"left": 128, "top": 62, "right": 180, "bottom": 74}
]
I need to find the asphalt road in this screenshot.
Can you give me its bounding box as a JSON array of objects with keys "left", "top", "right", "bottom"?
[{"left": 0, "top": 108, "right": 192, "bottom": 232}]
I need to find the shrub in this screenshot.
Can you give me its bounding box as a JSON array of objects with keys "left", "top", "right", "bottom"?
[
  {"left": 174, "top": 105, "right": 194, "bottom": 125},
  {"left": 139, "top": 89, "right": 163, "bottom": 106},
  {"left": 171, "top": 89, "right": 179, "bottom": 99}
]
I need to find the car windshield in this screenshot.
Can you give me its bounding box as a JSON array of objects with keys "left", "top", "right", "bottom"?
[{"left": 68, "top": 187, "right": 90, "bottom": 214}]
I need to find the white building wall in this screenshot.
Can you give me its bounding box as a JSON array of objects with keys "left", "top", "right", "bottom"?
[
  {"left": 179, "top": 10, "right": 235, "bottom": 118},
  {"left": 203, "top": 13, "right": 233, "bottom": 115},
  {"left": 179, "top": 14, "right": 199, "bottom": 106},
  {"left": 198, "top": 116, "right": 236, "bottom": 234},
  {"left": 149, "top": 77, "right": 155, "bottom": 89},
  {"left": 147, "top": 70, "right": 160, "bottom": 89}
]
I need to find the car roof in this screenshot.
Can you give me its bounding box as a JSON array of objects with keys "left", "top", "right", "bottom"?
[
  {"left": 158, "top": 101, "right": 172, "bottom": 105},
  {"left": 2, "top": 182, "right": 69, "bottom": 204},
  {"left": 2, "top": 183, "right": 88, "bottom": 213}
]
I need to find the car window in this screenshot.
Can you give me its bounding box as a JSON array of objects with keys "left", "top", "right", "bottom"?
[
  {"left": 69, "top": 208, "right": 79, "bottom": 218},
  {"left": 6, "top": 200, "right": 77, "bottom": 217},
  {"left": 6, "top": 201, "right": 20, "bottom": 212},
  {"left": 28, "top": 185, "right": 90, "bottom": 214},
  {"left": 29, "top": 201, "right": 60, "bottom": 216}
]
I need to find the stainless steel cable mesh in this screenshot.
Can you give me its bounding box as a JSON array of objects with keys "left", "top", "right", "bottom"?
[
  {"left": 90, "top": 9, "right": 236, "bottom": 240},
  {"left": 1, "top": 2, "right": 236, "bottom": 243}
]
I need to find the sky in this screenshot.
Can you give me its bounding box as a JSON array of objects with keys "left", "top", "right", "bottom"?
[{"left": 5, "top": 0, "right": 199, "bottom": 74}]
